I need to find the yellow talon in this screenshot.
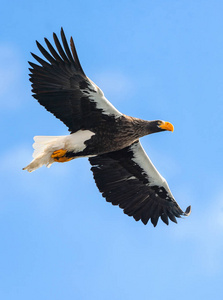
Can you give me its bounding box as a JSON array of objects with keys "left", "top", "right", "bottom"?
[
  {"left": 51, "top": 149, "right": 73, "bottom": 163},
  {"left": 51, "top": 149, "right": 67, "bottom": 158},
  {"left": 54, "top": 157, "right": 73, "bottom": 163}
]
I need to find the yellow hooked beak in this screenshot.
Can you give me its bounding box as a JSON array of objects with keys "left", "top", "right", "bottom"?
[{"left": 159, "top": 121, "right": 174, "bottom": 132}]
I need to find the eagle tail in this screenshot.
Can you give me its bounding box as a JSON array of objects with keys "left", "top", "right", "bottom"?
[{"left": 23, "top": 135, "right": 67, "bottom": 172}]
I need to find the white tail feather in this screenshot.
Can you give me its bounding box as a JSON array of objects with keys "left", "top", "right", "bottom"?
[
  {"left": 23, "top": 130, "right": 95, "bottom": 172},
  {"left": 23, "top": 135, "right": 66, "bottom": 172},
  {"left": 32, "top": 136, "right": 62, "bottom": 159}
]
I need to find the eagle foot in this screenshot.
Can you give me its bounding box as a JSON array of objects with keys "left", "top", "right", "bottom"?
[{"left": 51, "top": 149, "right": 73, "bottom": 163}]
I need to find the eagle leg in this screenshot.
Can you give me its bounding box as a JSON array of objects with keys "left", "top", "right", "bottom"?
[{"left": 51, "top": 149, "right": 73, "bottom": 162}]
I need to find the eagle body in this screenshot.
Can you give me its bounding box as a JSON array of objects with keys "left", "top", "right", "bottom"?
[
  {"left": 67, "top": 116, "right": 166, "bottom": 158},
  {"left": 23, "top": 28, "right": 191, "bottom": 226}
]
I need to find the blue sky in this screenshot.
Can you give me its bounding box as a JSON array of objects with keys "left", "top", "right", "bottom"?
[{"left": 1, "top": 0, "right": 223, "bottom": 299}]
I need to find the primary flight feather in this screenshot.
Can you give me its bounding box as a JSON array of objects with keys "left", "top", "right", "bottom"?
[{"left": 23, "top": 28, "right": 191, "bottom": 227}]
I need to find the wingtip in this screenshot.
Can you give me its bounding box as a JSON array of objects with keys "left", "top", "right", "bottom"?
[
  {"left": 53, "top": 31, "right": 58, "bottom": 42},
  {"left": 30, "top": 52, "right": 35, "bottom": 59},
  {"left": 70, "top": 36, "right": 74, "bottom": 45},
  {"left": 184, "top": 205, "right": 191, "bottom": 216}
]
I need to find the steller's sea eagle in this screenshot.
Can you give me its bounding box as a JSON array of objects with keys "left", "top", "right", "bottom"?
[{"left": 23, "top": 28, "right": 191, "bottom": 227}]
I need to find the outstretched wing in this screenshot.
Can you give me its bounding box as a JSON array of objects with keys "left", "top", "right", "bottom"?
[
  {"left": 89, "top": 141, "right": 191, "bottom": 227},
  {"left": 29, "top": 28, "right": 122, "bottom": 133}
]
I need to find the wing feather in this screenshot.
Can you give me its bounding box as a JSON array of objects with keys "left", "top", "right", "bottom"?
[
  {"left": 70, "top": 36, "right": 85, "bottom": 75},
  {"left": 53, "top": 31, "right": 69, "bottom": 62},
  {"left": 36, "top": 40, "right": 56, "bottom": 64},
  {"left": 29, "top": 28, "right": 122, "bottom": 132},
  {"left": 60, "top": 28, "right": 75, "bottom": 63},
  {"left": 89, "top": 141, "right": 191, "bottom": 226},
  {"left": 44, "top": 38, "right": 63, "bottom": 62}
]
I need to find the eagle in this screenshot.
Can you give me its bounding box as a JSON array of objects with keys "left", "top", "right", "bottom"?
[{"left": 23, "top": 28, "right": 191, "bottom": 227}]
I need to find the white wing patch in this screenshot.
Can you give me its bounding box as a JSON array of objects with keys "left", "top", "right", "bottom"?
[
  {"left": 83, "top": 78, "right": 123, "bottom": 118},
  {"left": 131, "top": 142, "right": 173, "bottom": 196},
  {"left": 66, "top": 130, "right": 95, "bottom": 152}
]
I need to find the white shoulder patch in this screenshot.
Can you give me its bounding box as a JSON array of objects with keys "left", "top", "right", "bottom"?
[
  {"left": 66, "top": 130, "right": 95, "bottom": 152},
  {"left": 83, "top": 78, "right": 122, "bottom": 118},
  {"left": 131, "top": 142, "right": 173, "bottom": 195}
]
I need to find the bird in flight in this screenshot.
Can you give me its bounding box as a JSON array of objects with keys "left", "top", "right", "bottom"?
[{"left": 23, "top": 28, "right": 191, "bottom": 227}]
